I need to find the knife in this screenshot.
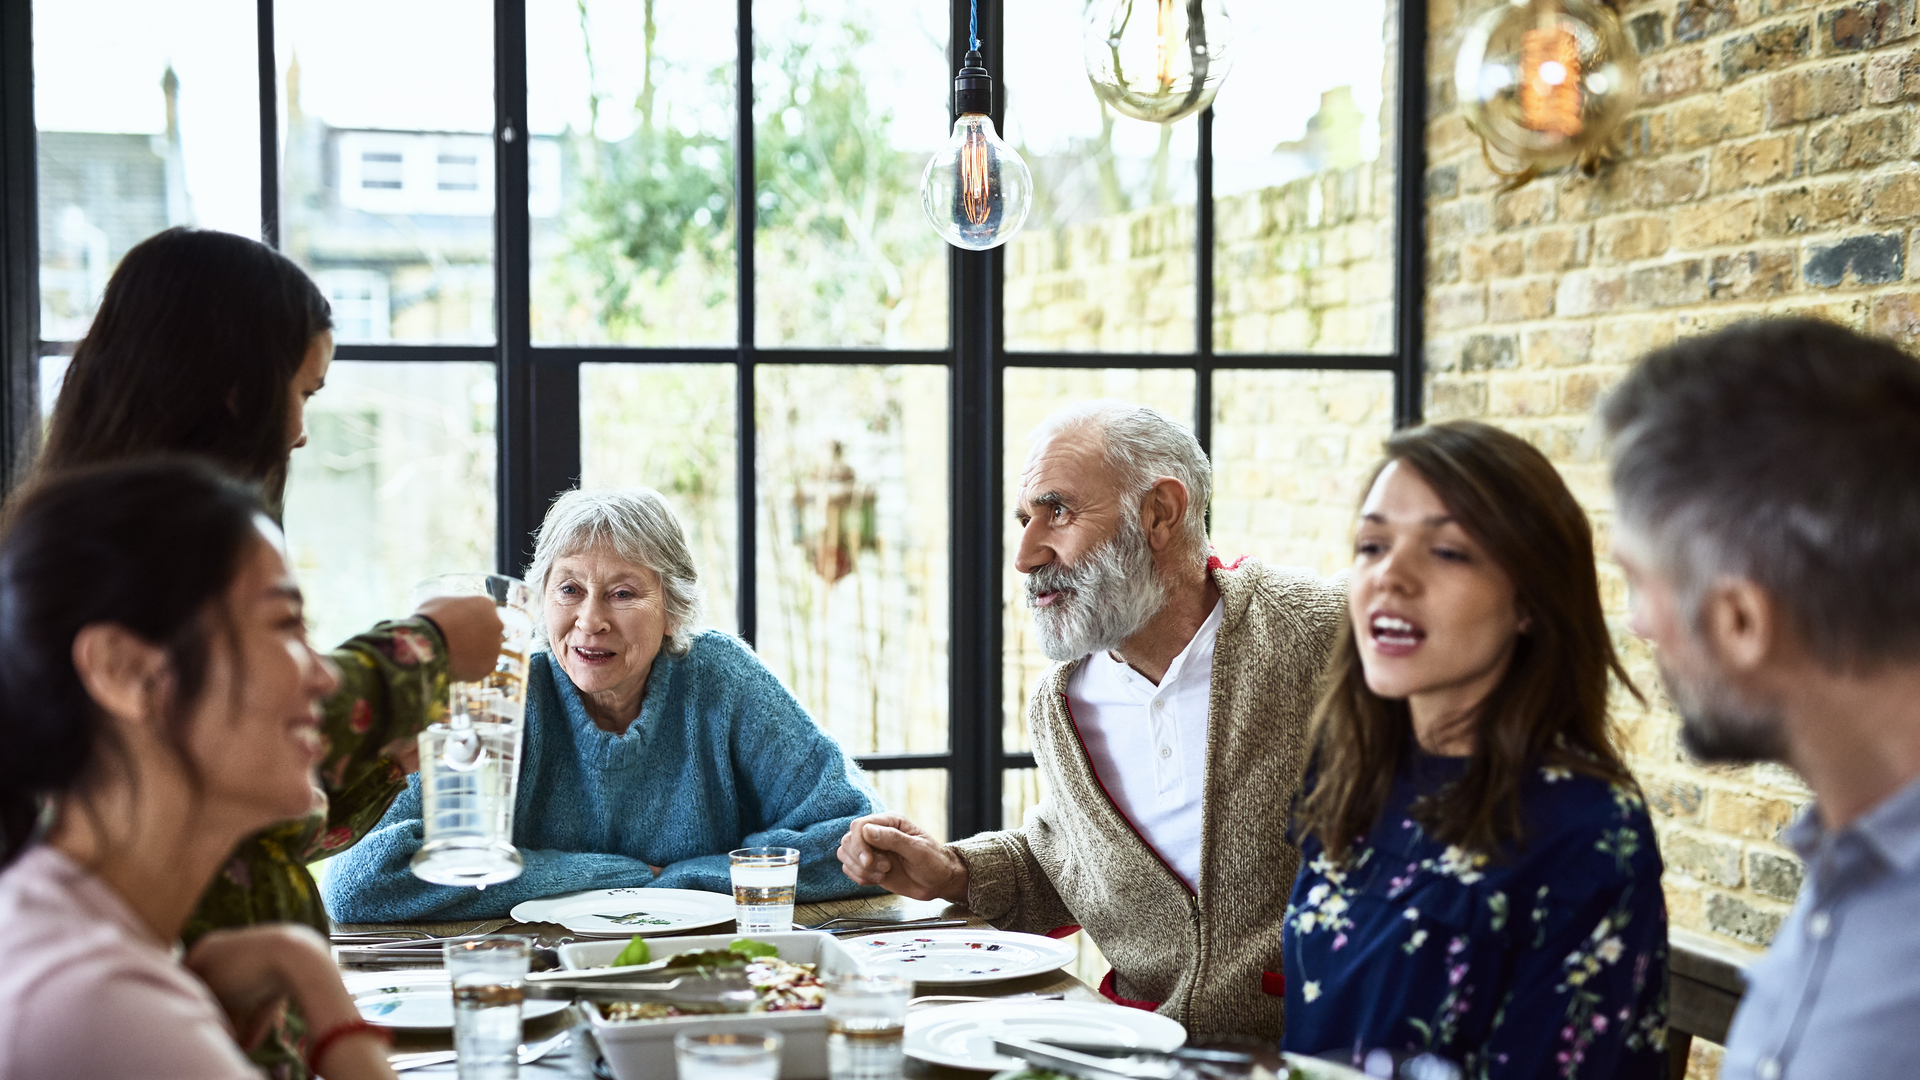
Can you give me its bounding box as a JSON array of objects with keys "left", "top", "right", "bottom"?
[{"left": 994, "top": 1038, "right": 1186, "bottom": 1080}]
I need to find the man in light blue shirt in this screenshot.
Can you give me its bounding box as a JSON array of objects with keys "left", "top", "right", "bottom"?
[{"left": 1600, "top": 317, "right": 1920, "bottom": 1080}]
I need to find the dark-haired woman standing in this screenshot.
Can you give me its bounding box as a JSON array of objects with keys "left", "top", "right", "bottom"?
[
  {"left": 1281, "top": 421, "right": 1667, "bottom": 1078},
  {"left": 24, "top": 227, "right": 500, "bottom": 1078}
]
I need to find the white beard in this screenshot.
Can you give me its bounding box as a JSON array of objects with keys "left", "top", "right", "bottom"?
[{"left": 1025, "top": 516, "right": 1170, "bottom": 662}]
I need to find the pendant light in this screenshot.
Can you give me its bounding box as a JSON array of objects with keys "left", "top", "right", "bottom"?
[
  {"left": 921, "top": 0, "right": 1034, "bottom": 251},
  {"left": 1084, "top": 0, "right": 1233, "bottom": 125},
  {"left": 1455, "top": 0, "right": 1638, "bottom": 185}
]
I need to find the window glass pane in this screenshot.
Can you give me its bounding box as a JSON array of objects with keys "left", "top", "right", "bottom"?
[
  {"left": 1004, "top": 2, "right": 1198, "bottom": 353},
  {"left": 529, "top": 0, "right": 738, "bottom": 345},
  {"left": 37, "top": 355, "right": 71, "bottom": 425},
  {"left": 1212, "top": 0, "right": 1397, "bottom": 355},
  {"left": 870, "top": 770, "right": 948, "bottom": 844},
  {"left": 283, "top": 362, "right": 497, "bottom": 651},
  {"left": 1003, "top": 767, "right": 1043, "bottom": 834},
  {"left": 277, "top": 0, "right": 496, "bottom": 344},
  {"left": 756, "top": 365, "right": 949, "bottom": 756},
  {"left": 579, "top": 364, "right": 740, "bottom": 635},
  {"left": 1209, "top": 369, "right": 1395, "bottom": 575},
  {"left": 34, "top": 0, "right": 260, "bottom": 341},
  {"left": 752, "top": 0, "right": 949, "bottom": 349},
  {"left": 1000, "top": 368, "right": 1195, "bottom": 752}
]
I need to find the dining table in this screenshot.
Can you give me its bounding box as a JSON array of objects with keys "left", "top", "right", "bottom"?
[{"left": 332, "top": 891, "right": 1105, "bottom": 1078}]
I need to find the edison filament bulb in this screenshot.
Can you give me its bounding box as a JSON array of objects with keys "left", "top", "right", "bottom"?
[
  {"left": 1084, "top": 0, "right": 1233, "bottom": 125},
  {"left": 921, "top": 50, "right": 1034, "bottom": 251},
  {"left": 1455, "top": 0, "right": 1639, "bottom": 169}
]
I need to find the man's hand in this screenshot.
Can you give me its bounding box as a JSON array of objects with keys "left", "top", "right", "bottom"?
[
  {"left": 416, "top": 595, "right": 505, "bottom": 682},
  {"left": 837, "top": 813, "right": 969, "bottom": 903}
]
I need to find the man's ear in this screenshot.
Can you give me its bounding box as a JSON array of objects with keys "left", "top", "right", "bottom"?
[
  {"left": 1138, "top": 477, "right": 1191, "bottom": 554},
  {"left": 1698, "top": 578, "right": 1777, "bottom": 675},
  {"left": 71, "top": 624, "right": 170, "bottom": 728}
]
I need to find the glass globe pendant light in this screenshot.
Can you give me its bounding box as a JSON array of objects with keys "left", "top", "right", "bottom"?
[
  {"left": 1455, "top": 0, "right": 1638, "bottom": 172},
  {"left": 1084, "top": 0, "right": 1232, "bottom": 125},
  {"left": 921, "top": 1, "right": 1034, "bottom": 251}
]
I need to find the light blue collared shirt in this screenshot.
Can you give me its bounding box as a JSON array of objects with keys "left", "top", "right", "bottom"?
[{"left": 1721, "top": 771, "right": 1920, "bottom": 1080}]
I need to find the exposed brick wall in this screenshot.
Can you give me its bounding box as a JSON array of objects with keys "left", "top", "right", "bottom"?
[{"left": 1417, "top": 0, "right": 1920, "bottom": 967}]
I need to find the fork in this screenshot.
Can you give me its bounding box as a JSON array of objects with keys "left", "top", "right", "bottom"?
[
  {"left": 388, "top": 1030, "right": 572, "bottom": 1072},
  {"left": 796, "top": 916, "right": 969, "bottom": 933}
]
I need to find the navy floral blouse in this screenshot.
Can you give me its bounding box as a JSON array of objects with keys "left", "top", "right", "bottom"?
[{"left": 1281, "top": 753, "right": 1668, "bottom": 1079}]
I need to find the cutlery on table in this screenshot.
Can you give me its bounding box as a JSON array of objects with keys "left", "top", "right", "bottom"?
[
  {"left": 522, "top": 967, "right": 757, "bottom": 1009},
  {"left": 801, "top": 917, "right": 972, "bottom": 935},
  {"left": 908, "top": 991, "right": 1066, "bottom": 1008},
  {"left": 388, "top": 1030, "right": 572, "bottom": 1073}
]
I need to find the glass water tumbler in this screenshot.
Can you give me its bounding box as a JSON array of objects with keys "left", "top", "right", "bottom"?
[
  {"left": 825, "top": 972, "right": 910, "bottom": 1080},
  {"left": 729, "top": 847, "right": 800, "bottom": 933},
  {"left": 675, "top": 1032, "right": 784, "bottom": 1080},
  {"left": 447, "top": 936, "right": 532, "bottom": 1080},
  {"left": 411, "top": 573, "right": 534, "bottom": 887}
]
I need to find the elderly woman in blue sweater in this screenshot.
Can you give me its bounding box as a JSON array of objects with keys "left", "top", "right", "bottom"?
[{"left": 322, "top": 487, "right": 881, "bottom": 921}]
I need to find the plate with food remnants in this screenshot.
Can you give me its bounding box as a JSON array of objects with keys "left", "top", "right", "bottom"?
[
  {"left": 850, "top": 929, "right": 1080, "bottom": 984},
  {"left": 344, "top": 969, "right": 571, "bottom": 1030},
  {"left": 510, "top": 887, "right": 735, "bottom": 937}
]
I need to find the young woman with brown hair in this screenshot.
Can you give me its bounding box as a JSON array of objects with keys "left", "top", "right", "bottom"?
[
  {"left": 1281, "top": 421, "right": 1667, "bottom": 1078},
  {"left": 24, "top": 227, "right": 501, "bottom": 1077}
]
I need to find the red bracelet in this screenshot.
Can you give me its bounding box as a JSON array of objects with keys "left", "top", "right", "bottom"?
[{"left": 308, "top": 1019, "right": 392, "bottom": 1073}]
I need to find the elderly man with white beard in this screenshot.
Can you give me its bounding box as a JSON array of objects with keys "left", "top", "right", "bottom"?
[{"left": 836, "top": 401, "right": 1344, "bottom": 1041}]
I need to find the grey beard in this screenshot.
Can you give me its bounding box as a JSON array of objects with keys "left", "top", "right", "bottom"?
[
  {"left": 1025, "top": 518, "right": 1170, "bottom": 662},
  {"left": 1663, "top": 658, "right": 1789, "bottom": 765}
]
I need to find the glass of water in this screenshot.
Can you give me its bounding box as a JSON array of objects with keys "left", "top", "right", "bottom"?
[
  {"left": 675, "top": 1031, "right": 784, "bottom": 1080},
  {"left": 825, "top": 972, "right": 910, "bottom": 1080},
  {"left": 446, "top": 936, "right": 532, "bottom": 1080},
  {"left": 411, "top": 573, "right": 534, "bottom": 888},
  {"left": 729, "top": 847, "right": 800, "bottom": 933}
]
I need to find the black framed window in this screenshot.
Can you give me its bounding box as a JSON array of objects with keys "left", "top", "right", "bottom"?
[{"left": 6, "top": 0, "right": 1426, "bottom": 839}]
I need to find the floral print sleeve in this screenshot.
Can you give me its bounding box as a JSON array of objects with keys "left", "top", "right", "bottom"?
[
  {"left": 1282, "top": 756, "right": 1668, "bottom": 1080},
  {"left": 181, "top": 617, "right": 450, "bottom": 1080}
]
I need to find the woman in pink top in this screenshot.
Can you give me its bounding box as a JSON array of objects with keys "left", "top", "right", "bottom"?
[{"left": 0, "top": 460, "right": 397, "bottom": 1080}]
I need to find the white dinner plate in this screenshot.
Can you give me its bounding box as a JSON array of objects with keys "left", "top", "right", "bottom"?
[
  {"left": 343, "top": 969, "right": 571, "bottom": 1030},
  {"left": 904, "top": 999, "right": 1187, "bottom": 1072},
  {"left": 509, "top": 887, "right": 736, "bottom": 937},
  {"left": 849, "top": 929, "right": 1080, "bottom": 984}
]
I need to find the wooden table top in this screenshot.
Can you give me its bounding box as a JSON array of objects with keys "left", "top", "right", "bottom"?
[{"left": 333, "top": 891, "right": 1101, "bottom": 1076}]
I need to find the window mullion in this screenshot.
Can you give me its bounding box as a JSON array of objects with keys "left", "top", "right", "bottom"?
[
  {"left": 257, "top": 0, "right": 280, "bottom": 247},
  {"left": 1394, "top": 0, "right": 1428, "bottom": 428},
  {"left": 735, "top": 0, "right": 757, "bottom": 646}
]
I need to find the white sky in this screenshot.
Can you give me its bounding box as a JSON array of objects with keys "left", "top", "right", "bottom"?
[{"left": 35, "top": 0, "right": 1388, "bottom": 232}]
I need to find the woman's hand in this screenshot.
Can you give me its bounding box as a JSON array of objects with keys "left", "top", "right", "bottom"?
[
  {"left": 837, "top": 813, "right": 969, "bottom": 903},
  {"left": 185, "top": 925, "right": 396, "bottom": 1079},
  {"left": 416, "top": 595, "right": 505, "bottom": 682}
]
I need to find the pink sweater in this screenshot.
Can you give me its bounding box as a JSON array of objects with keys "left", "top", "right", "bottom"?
[{"left": 0, "top": 845, "right": 258, "bottom": 1079}]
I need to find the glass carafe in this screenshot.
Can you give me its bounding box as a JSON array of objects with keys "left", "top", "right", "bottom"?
[{"left": 410, "top": 573, "right": 534, "bottom": 888}]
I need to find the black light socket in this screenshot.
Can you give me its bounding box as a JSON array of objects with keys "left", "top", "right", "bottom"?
[{"left": 954, "top": 48, "right": 993, "bottom": 116}]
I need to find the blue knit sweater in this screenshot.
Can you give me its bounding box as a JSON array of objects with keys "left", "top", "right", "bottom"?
[{"left": 321, "top": 631, "right": 882, "bottom": 922}]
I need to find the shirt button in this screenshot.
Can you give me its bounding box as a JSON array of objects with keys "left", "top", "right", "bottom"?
[
  {"left": 1809, "top": 911, "right": 1832, "bottom": 939},
  {"left": 1159, "top": 746, "right": 1172, "bottom": 759},
  {"left": 1758, "top": 1057, "right": 1781, "bottom": 1080},
  {"left": 1152, "top": 700, "right": 1164, "bottom": 710}
]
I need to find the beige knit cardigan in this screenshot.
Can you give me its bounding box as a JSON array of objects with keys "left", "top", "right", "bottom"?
[{"left": 949, "top": 557, "right": 1346, "bottom": 1042}]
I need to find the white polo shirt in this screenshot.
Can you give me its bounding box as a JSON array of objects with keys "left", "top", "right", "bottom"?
[{"left": 1063, "top": 598, "right": 1223, "bottom": 892}]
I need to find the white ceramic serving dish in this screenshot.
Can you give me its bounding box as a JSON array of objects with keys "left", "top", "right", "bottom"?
[{"left": 558, "top": 930, "right": 862, "bottom": 1080}]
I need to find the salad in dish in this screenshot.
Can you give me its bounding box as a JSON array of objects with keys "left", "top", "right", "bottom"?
[{"left": 595, "top": 936, "right": 825, "bottom": 1021}]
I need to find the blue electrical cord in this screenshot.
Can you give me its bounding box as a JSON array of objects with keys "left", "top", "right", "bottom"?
[{"left": 969, "top": 0, "right": 979, "bottom": 52}]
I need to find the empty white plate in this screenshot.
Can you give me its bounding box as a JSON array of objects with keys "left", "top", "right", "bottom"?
[
  {"left": 850, "top": 929, "right": 1080, "bottom": 984},
  {"left": 904, "top": 999, "right": 1186, "bottom": 1071},
  {"left": 509, "top": 887, "right": 735, "bottom": 937},
  {"left": 344, "top": 969, "right": 570, "bottom": 1030}
]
